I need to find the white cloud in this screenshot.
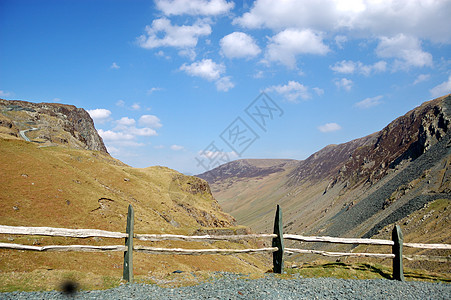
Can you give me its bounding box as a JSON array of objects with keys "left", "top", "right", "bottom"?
[
  {"left": 106, "top": 145, "right": 120, "bottom": 155},
  {"left": 266, "top": 81, "right": 313, "bottom": 102},
  {"left": 139, "top": 115, "right": 162, "bottom": 129},
  {"left": 234, "top": 0, "right": 451, "bottom": 43},
  {"left": 87, "top": 109, "right": 112, "bottom": 123},
  {"left": 0, "top": 90, "right": 11, "bottom": 97},
  {"left": 98, "top": 129, "right": 134, "bottom": 141},
  {"left": 376, "top": 34, "right": 433, "bottom": 70},
  {"left": 220, "top": 32, "right": 261, "bottom": 59},
  {"left": 334, "top": 78, "right": 353, "bottom": 91},
  {"left": 170, "top": 144, "right": 184, "bottom": 151},
  {"left": 110, "top": 62, "right": 120, "bottom": 69},
  {"left": 215, "top": 76, "right": 234, "bottom": 92},
  {"left": 335, "top": 35, "right": 347, "bottom": 49},
  {"left": 147, "top": 87, "right": 163, "bottom": 95},
  {"left": 137, "top": 18, "right": 211, "bottom": 51},
  {"left": 116, "top": 117, "right": 136, "bottom": 127},
  {"left": 131, "top": 103, "right": 141, "bottom": 110},
  {"left": 430, "top": 75, "right": 451, "bottom": 98},
  {"left": 180, "top": 59, "right": 234, "bottom": 91},
  {"left": 355, "top": 95, "right": 383, "bottom": 109},
  {"left": 265, "top": 29, "right": 329, "bottom": 68},
  {"left": 313, "top": 87, "right": 324, "bottom": 96},
  {"left": 330, "top": 60, "right": 386, "bottom": 76},
  {"left": 413, "top": 74, "right": 430, "bottom": 85},
  {"left": 318, "top": 123, "right": 342, "bottom": 133},
  {"left": 116, "top": 100, "right": 125, "bottom": 107},
  {"left": 52, "top": 98, "right": 62, "bottom": 103},
  {"left": 129, "top": 127, "right": 157, "bottom": 136},
  {"left": 155, "top": 0, "right": 234, "bottom": 16},
  {"left": 180, "top": 59, "right": 224, "bottom": 81},
  {"left": 330, "top": 60, "right": 356, "bottom": 74},
  {"left": 253, "top": 70, "right": 264, "bottom": 79}
]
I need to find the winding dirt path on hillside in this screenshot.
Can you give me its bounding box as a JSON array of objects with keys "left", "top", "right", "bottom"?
[{"left": 19, "top": 128, "right": 38, "bottom": 142}]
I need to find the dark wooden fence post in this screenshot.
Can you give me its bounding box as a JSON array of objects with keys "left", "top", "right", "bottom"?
[
  {"left": 123, "top": 204, "right": 134, "bottom": 282},
  {"left": 272, "top": 204, "right": 284, "bottom": 274},
  {"left": 392, "top": 225, "right": 404, "bottom": 281}
]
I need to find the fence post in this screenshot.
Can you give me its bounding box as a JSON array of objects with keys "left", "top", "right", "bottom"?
[
  {"left": 392, "top": 225, "right": 404, "bottom": 281},
  {"left": 272, "top": 204, "right": 284, "bottom": 274},
  {"left": 123, "top": 204, "right": 134, "bottom": 282}
]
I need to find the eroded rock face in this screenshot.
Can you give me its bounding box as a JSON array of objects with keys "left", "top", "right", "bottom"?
[
  {"left": 0, "top": 99, "right": 107, "bottom": 153},
  {"left": 331, "top": 95, "right": 450, "bottom": 189}
]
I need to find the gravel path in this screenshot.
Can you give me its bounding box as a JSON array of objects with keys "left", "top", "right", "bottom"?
[{"left": 2, "top": 273, "right": 450, "bottom": 299}]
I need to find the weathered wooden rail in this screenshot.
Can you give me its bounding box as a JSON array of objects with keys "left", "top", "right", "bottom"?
[{"left": 0, "top": 204, "right": 449, "bottom": 282}]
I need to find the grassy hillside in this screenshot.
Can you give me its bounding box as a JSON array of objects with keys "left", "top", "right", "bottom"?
[{"left": 0, "top": 138, "right": 271, "bottom": 291}]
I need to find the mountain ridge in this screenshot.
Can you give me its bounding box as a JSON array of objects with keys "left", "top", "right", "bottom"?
[{"left": 197, "top": 94, "right": 450, "bottom": 243}]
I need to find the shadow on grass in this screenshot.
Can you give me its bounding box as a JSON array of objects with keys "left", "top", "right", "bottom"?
[{"left": 293, "top": 262, "right": 450, "bottom": 282}]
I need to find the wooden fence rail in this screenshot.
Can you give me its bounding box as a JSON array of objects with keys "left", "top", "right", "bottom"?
[{"left": 0, "top": 204, "right": 449, "bottom": 282}]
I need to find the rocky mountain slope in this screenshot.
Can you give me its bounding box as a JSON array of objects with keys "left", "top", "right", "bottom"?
[
  {"left": 0, "top": 99, "right": 269, "bottom": 285},
  {"left": 197, "top": 94, "right": 451, "bottom": 266},
  {"left": 0, "top": 99, "right": 107, "bottom": 152}
]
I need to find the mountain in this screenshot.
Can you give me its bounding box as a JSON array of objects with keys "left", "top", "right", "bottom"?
[
  {"left": 0, "top": 99, "right": 269, "bottom": 290},
  {"left": 0, "top": 99, "right": 107, "bottom": 152},
  {"left": 197, "top": 94, "right": 451, "bottom": 271}
]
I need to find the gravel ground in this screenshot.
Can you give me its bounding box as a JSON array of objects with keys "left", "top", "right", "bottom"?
[{"left": 2, "top": 273, "right": 450, "bottom": 300}]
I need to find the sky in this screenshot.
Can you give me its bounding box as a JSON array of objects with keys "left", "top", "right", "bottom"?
[{"left": 1, "top": 0, "right": 451, "bottom": 175}]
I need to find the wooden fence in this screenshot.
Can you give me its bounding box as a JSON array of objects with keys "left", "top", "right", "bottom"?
[{"left": 1, "top": 204, "right": 449, "bottom": 282}]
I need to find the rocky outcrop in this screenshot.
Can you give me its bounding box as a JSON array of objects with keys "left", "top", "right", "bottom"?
[
  {"left": 328, "top": 94, "right": 450, "bottom": 190},
  {"left": 0, "top": 99, "right": 107, "bottom": 152}
]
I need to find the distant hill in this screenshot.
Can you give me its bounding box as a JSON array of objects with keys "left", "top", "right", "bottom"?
[
  {"left": 197, "top": 94, "right": 451, "bottom": 272},
  {"left": 0, "top": 99, "right": 269, "bottom": 288}
]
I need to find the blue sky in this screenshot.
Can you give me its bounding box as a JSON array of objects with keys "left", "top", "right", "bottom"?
[{"left": 1, "top": 0, "right": 451, "bottom": 175}]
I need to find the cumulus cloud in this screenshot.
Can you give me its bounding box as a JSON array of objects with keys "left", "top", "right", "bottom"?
[
  {"left": 355, "top": 95, "right": 383, "bottom": 109},
  {"left": 334, "top": 78, "right": 353, "bottom": 91},
  {"left": 139, "top": 115, "right": 162, "bottom": 128},
  {"left": 131, "top": 103, "right": 141, "bottom": 110},
  {"left": 129, "top": 127, "right": 157, "bottom": 136},
  {"left": 155, "top": 0, "right": 234, "bottom": 16},
  {"left": 266, "top": 81, "right": 316, "bottom": 102},
  {"left": 180, "top": 59, "right": 224, "bottom": 81},
  {"left": 220, "top": 32, "right": 261, "bottom": 59},
  {"left": 137, "top": 18, "right": 211, "bottom": 51},
  {"left": 234, "top": 0, "right": 451, "bottom": 43},
  {"left": 170, "top": 144, "right": 184, "bottom": 151},
  {"left": 180, "top": 59, "right": 233, "bottom": 91},
  {"left": 376, "top": 34, "right": 433, "bottom": 70},
  {"left": 330, "top": 60, "right": 386, "bottom": 76},
  {"left": 116, "top": 117, "right": 136, "bottom": 127},
  {"left": 265, "top": 29, "right": 329, "bottom": 68},
  {"left": 215, "top": 76, "right": 234, "bottom": 92},
  {"left": 98, "top": 129, "right": 134, "bottom": 141},
  {"left": 87, "top": 109, "right": 112, "bottom": 123},
  {"left": 318, "top": 123, "right": 342, "bottom": 133},
  {"left": 430, "top": 75, "right": 451, "bottom": 98}
]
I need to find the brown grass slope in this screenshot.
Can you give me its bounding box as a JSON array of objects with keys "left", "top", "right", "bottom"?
[{"left": 0, "top": 100, "right": 272, "bottom": 291}]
